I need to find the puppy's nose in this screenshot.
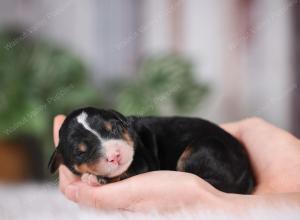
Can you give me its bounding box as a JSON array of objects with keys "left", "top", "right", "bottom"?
[{"left": 106, "top": 151, "right": 121, "bottom": 165}]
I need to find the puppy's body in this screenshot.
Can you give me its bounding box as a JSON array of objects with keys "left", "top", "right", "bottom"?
[
  {"left": 49, "top": 107, "right": 255, "bottom": 194},
  {"left": 128, "top": 116, "right": 254, "bottom": 193}
]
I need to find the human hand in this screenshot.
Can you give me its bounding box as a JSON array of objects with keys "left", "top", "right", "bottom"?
[
  {"left": 221, "top": 117, "right": 300, "bottom": 194},
  {"left": 54, "top": 115, "right": 300, "bottom": 212}
]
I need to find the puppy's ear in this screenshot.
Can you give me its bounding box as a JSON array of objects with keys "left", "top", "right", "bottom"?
[
  {"left": 48, "top": 146, "right": 63, "bottom": 174},
  {"left": 135, "top": 125, "right": 160, "bottom": 170},
  {"left": 109, "top": 109, "right": 127, "bottom": 125}
]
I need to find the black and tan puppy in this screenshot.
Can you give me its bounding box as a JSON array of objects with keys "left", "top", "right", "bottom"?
[{"left": 49, "top": 107, "right": 255, "bottom": 194}]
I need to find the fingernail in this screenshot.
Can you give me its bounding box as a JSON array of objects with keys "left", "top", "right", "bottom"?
[{"left": 65, "top": 185, "right": 79, "bottom": 202}]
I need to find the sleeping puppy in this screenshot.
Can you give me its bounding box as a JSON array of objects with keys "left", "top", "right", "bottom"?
[{"left": 49, "top": 107, "right": 255, "bottom": 194}]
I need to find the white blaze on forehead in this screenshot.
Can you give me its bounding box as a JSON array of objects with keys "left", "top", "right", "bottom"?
[{"left": 76, "top": 111, "right": 104, "bottom": 142}]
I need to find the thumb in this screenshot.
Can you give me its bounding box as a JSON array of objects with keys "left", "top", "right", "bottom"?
[
  {"left": 64, "top": 182, "right": 98, "bottom": 207},
  {"left": 53, "top": 115, "right": 66, "bottom": 147}
]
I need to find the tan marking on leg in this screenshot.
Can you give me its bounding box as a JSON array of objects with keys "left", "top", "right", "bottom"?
[
  {"left": 119, "top": 172, "right": 129, "bottom": 180},
  {"left": 176, "top": 145, "right": 193, "bottom": 171},
  {"left": 109, "top": 176, "right": 121, "bottom": 183},
  {"left": 109, "top": 171, "right": 129, "bottom": 182}
]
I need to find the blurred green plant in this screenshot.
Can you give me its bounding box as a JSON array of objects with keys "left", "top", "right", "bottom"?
[
  {"left": 0, "top": 30, "right": 102, "bottom": 157},
  {"left": 114, "top": 55, "right": 209, "bottom": 116},
  {"left": 0, "top": 30, "right": 208, "bottom": 179}
]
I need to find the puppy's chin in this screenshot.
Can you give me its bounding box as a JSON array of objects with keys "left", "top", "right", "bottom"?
[
  {"left": 74, "top": 158, "right": 133, "bottom": 178},
  {"left": 104, "top": 159, "right": 133, "bottom": 178},
  {"left": 87, "top": 156, "right": 133, "bottom": 178}
]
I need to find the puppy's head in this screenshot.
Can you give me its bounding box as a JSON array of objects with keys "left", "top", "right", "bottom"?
[{"left": 48, "top": 107, "right": 135, "bottom": 178}]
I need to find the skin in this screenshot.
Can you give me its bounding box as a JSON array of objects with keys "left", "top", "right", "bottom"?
[{"left": 54, "top": 115, "right": 300, "bottom": 213}]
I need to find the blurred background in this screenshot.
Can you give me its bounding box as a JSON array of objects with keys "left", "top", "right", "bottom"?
[{"left": 0, "top": 0, "right": 299, "bottom": 207}]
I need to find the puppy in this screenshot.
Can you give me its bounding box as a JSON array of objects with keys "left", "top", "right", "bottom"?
[{"left": 49, "top": 107, "right": 255, "bottom": 194}]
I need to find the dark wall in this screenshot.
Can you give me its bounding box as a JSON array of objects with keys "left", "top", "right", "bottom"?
[{"left": 292, "top": 1, "right": 300, "bottom": 138}]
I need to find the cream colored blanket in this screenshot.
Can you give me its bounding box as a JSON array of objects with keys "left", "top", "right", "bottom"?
[{"left": 0, "top": 184, "right": 299, "bottom": 220}]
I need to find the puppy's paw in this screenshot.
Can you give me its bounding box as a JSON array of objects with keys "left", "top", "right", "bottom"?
[
  {"left": 81, "top": 173, "right": 101, "bottom": 186},
  {"left": 97, "top": 176, "right": 108, "bottom": 185}
]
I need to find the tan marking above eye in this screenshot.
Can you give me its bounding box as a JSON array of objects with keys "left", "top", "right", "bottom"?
[
  {"left": 104, "top": 122, "right": 113, "bottom": 131},
  {"left": 78, "top": 143, "right": 87, "bottom": 152},
  {"left": 122, "top": 130, "right": 134, "bottom": 146}
]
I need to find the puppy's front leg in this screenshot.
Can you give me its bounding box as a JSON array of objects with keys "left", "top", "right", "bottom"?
[
  {"left": 81, "top": 173, "right": 130, "bottom": 186},
  {"left": 96, "top": 176, "right": 109, "bottom": 184}
]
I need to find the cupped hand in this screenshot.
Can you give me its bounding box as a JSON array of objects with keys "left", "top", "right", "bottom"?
[
  {"left": 221, "top": 117, "right": 300, "bottom": 194},
  {"left": 53, "top": 115, "right": 300, "bottom": 212}
]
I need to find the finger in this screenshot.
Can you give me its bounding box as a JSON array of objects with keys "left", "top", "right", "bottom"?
[
  {"left": 65, "top": 182, "right": 99, "bottom": 207},
  {"left": 64, "top": 180, "right": 134, "bottom": 210},
  {"left": 53, "top": 115, "right": 66, "bottom": 147},
  {"left": 220, "top": 122, "right": 242, "bottom": 139},
  {"left": 59, "top": 165, "right": 80, "bottom": 195}
]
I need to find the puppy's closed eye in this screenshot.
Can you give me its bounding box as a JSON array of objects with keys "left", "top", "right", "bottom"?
[{"left": 74, "top": 143, "right": 88, "bottom": 160}]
